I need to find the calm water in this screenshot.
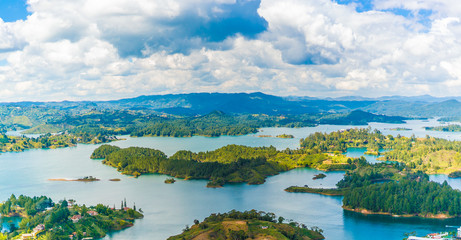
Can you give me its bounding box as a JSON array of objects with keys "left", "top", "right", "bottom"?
[{"left": 1, "top": 119, "right": 461, "bottom": 239}]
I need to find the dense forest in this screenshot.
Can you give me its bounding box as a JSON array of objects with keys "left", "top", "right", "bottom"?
[
  {"left": 424, "top": 124, "right": 461, "bottom": 132},
  {"left": 343, "top": 179, "right": 461, "bottom": 217},
  {"left": 91, "top": 145, "right": 287, "bottom": 186},
  {"left": 288, "top": 128, "right": 461, "bottom": 218},
  {"left": 301, "top": 128, "right": 461, "bottom": 175},
  {"left": 168, "top": 210, "right": 324, "bottom": 240},
  {"left": 90, "top": 142, "right": 361, "bottom": 186},
  {"left": 0, "top": 132, "right": 117, "bottom": 153},
  {"left": 0, "top": 194, "right": 143, "bottom": 240}
]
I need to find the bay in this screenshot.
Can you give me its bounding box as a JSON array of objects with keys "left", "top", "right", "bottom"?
[{"left": 0, "top": 119, "right": 461, "bottom": 239}]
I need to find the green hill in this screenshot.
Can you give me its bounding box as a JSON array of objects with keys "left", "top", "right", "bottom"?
[{"left": 168, "top": 210, "right": 324, "bottom": 240}]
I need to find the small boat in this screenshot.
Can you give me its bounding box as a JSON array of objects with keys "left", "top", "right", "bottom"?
[{"left": 408, "top": 226, "right": 461, "bottom": 240}]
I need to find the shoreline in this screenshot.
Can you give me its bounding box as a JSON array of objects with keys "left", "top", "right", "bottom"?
[
  {"left": 342, "top": 206, "right": 454, "bottom": 219},
  {"left": 285, "top": 186, "right": 345, "bottom": 196},
  {"left": 48, "top": 178, "right": 100, "bottom": 182}
]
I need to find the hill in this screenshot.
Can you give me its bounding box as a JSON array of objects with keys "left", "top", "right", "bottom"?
[{"left": 167, "top": 210, "right": 324, "bottom": 240}]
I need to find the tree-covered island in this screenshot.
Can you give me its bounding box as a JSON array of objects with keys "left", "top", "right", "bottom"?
[
  {"left": 424, "top": 124, "right": 461, "bottom": 132},
  {"left": 90, "top": 143, "right": 357, "bottom": 187},
  {"left": 0, "top": 132, "right": 119, "bottom": 153},
  {"left": 0, "top": 194, "right": 143, "bottom": 239},
  {"left": 288, "top": 128, "right": 461, "bottom": 218},
  {"left": 167, "top": 210, "right": 324, "bottom": 240}
]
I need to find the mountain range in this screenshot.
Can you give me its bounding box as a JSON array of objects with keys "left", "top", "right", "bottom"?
[{"left": 3, "top": 92, "right": 461, "bottom": 118}]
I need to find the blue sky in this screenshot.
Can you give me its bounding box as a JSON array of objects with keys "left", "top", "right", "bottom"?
[
  {"left": 0, "top": 0, "right": 28, "bottom": 22},
  {"left": 0, "top": 0, "right": 460, "bottom": 101}
]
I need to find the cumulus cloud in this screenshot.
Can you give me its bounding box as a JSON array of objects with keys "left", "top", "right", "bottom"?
[{"left": 1, "top": 0, "right": 461, "bottom": 101}]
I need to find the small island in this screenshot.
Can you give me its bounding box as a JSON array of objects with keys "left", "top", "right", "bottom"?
[
  {"left": 425, "top": 124, "right": 461, "bottom": 132},
  {"left": 0, "top": 194, "right": 143, "bottom": 239},
  {"left": 313, "top": 173, "right": 326, "bottom": 180},
  {"left": 386, "top": 127, "right": 412, "bottom": 131},
  {"left": 77, "top": 176, "right": 100, "bottom": 182},
  {"left": 165, "top": 178, "right": 176, "bottom": 184},
  {"left": 48, "top": 176, "right": 100, "bottom": 182},
  {"left": 167, "top": 210, "right": 324, "bottom": 240},
  {"left": 448, "top": 171, "right": 461, "bottom": 178},
  {"left": 257, "top": 135, "right": 272, "bottom": 138},
  {"left": 285, "top": 186, "right": 344, "bottom": 196},
  {"left": 276, "top": 134, "right": 295, "bottom": 138}
]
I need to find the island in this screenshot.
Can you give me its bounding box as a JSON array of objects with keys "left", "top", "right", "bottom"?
[
  {"left": 287, "top": 159, "right": 461, "bottom": 218},
  {"left": 48, "top": 176, "right": 100, "bottom": 182},
  {"left": 167, "top": 210, "right": 324, "bottom": 240},
  {"left": 90, "top": 143, "right": 357, "bottom": 187},
  {"left": 0, "top": 194, "right": 143, "bottom": 239},
  {"left": 276, "top": 134, "right": 295, "bottom": 138},
  {"left": 424, "top": 124, "right": 461, "bottom": 132},
  {"left": 312, "top": 173, "right": 326, "bottom": 180},
  {"left": 285, "top": 186, "right": 344, "bottom": 196},
  {"left": 386, "top": 127, "right": 412, "bottom": 131},
  {"left": 165, "top": 178, "right": 176, "bottom": 184},
  {"left": 288, "top": 128, "right": 461, "bottom": 219},
  {"left": 257, "top": 135, "right": 272, "bottom": 138},
  {"left": 448, "top": 171, "right": 461, "bottom": 178}
]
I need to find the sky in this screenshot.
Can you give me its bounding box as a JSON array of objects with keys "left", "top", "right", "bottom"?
[{"left": 1, "top": 0, "right": 461, "bottom": 101}]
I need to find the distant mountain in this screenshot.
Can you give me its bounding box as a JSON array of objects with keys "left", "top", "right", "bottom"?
[
  {"left": 317, "top": 110, "right": 406, "bottom": 125},
  {"left": 361, "top": 99, "right": 461, "bottom": 118},
  {"left": 2, "top": 92, "right": 461, "bottom": 118},
  {"left": 98, "top": 92, "right": 380, "bottom": 115}
]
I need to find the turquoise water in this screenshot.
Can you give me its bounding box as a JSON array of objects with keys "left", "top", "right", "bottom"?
[{"left": 1, "top": 120, "right": 461, "bottom": 239}]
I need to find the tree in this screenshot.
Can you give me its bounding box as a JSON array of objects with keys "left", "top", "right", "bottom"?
[{"left": 278, "top": 216, "right": 284, "bottom": 223}]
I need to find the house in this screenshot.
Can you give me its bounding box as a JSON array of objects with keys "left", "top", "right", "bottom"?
[
  {"left": 87, "top": 210, "right": 98, "bottom": 216},
  {"left": 71, "top": 214, "right": 82, "bottom": 223},
  {"left": 20, "top": 233, "right": 34, "bottom": 240},
  {"left": 33, "top": 224, "right": 45, "bottom": 232},
  {"left": 123, "top": 207, "right": 131, "bottom": 211}
]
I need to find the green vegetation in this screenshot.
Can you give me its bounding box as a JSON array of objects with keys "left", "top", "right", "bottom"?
[
  {"left": 91, "top": 143, "right": 357, "bottom": 186},
  {"left": 292, "top": 128, "right": 461, "bottom": 218},
  {"left": 300, "top": 128, "right": 461, "bottom": 175},
  {"left": 285, "top": 186, "right": 344, "bottom": 196},
  {"left": 92, "top": 145, "right": 286, "bottom": 186},
  {"left": 76, "top": 176, "right": 100, "bottom": 182},
  {"left": 343, "top": 179, "right": 461, "bottom": 217},
  {"left": 167, "top": 210, "right": 324, "bottom": 240},
  {"left": 165, "top": 178, "right": 176, "bottom": 184},
  {"left": 387, "top": 128, "right": 412, "bottom": 131},
  {"left": 313, "top": 173, "right": 326, "bottom": 180},
  {"left": 448, "top": 171, "right": 461, "bottom": 178},
  {"left": 0, "top": 194, "right": 143, "bottom": 239},
  {"left": 315, "top": 110, "right": 405, "bottom": 125},
  {"left": 0, "top": 132, "right": 118, "bottom": 153},
  {"left": 424, "top": 124, "right": 461, "bottom": 132},
  {"left": 276, "top": 134, "right": 294, "bottom": 139}
]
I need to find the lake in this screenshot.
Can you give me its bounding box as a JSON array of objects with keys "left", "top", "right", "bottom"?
[{"left": 1, "top": 119, "right": 461, "bottom": 239}]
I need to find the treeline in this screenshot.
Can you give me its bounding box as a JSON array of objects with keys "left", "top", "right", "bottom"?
[
  {"left": 0, "top": 195, "right": 53, "bottom": 216},
  {"left": 300, "top": 128, "right": 461, "bottom": 175},
  {"left": 0, "top": 132, "right": 117, "bottom": 153},
  {"left": 92, "top": 145, "right": 286, "bottom": 186},
  {"left": 0, "top": 194, "right": 143, "bottom": 240},
  {"left": 168, "top": 210, "right": 325, "bottom": 240},
  {"left": 300, "top": 128, "right": 388, "bottom": 153},
  {"left": 424, "top": 124, "right": 461, "bottom": 132},
  {"left": 343, "top": 179, "right": 461, "bottom": 216}
]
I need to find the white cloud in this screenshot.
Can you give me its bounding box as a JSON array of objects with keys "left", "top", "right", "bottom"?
[{"left": 2, "top": 0, "right": 461, "bottom": 101}]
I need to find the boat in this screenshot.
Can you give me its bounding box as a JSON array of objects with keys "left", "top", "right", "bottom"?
[{"left": 408, "top": 226, "right": 461, "bottom": 240}]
